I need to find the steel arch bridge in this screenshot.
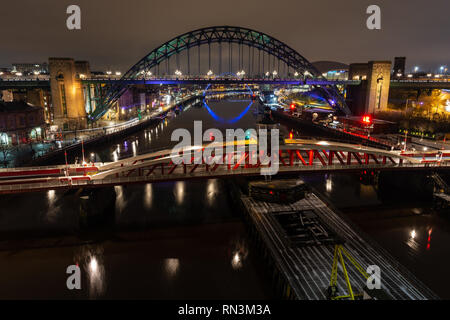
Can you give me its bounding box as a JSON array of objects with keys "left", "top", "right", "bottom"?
[{"left": 90, "top": 26, "right": 349, "bottom": 121}]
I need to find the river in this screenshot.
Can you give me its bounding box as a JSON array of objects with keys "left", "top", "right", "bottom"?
[{"left": 0, "top": 95, "right": 449, "bottom": 299}]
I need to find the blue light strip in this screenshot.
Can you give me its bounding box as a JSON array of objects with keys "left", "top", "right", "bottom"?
[
  {"left": 202, "top": 74, "right": 254, "bottom": 123},
  {"left": 202, "top": 99, "right": 253, "bottom": 124}
]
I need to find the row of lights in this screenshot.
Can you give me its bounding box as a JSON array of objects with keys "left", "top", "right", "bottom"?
[
  {"left": 1, "top": 71, "right": 42, "bottom": 76},
  {"left": 136, "top": 69, "right": 303, "bottom": 77},
  {"left": 413, "top": 66, "right": 447, "bottom": 73},
  {"left": 395, "top": 66, "right": 449, "bottom": 77},
  {"left": 396, "top": 72, "right": 447, "bottom": 78},
  {"left": 106, "top": 71, "right": 122, "bottom": 76}
]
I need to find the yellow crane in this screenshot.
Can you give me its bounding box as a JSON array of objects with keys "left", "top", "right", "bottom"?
[{"left": 327, "top": 243, "right": 370, "bottom": 300}]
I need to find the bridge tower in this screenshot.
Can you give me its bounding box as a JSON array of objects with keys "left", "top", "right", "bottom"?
[
  {"left": 49, "top": 58, "right": 88, "bottom": 130},
  {"left": 347, "top": 61, "right": 392, "bottom": 115}
]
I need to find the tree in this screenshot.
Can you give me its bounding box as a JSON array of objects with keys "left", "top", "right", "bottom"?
[{"left": 0, "top": 141, "right": 16, "bottom": 167}]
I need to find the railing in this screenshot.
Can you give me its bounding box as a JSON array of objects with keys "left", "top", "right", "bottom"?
[{"left": 1, "top": 161, "right": 449, "bottom": 194}]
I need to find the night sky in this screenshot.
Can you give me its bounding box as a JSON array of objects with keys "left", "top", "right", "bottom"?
[{"left": 0, "top": 0, "right": 448, "bottom": 73}]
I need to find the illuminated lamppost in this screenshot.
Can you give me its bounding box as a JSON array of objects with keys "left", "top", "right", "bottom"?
[{"left": 237, "top": 70, "right": 245, "bottom": 78}]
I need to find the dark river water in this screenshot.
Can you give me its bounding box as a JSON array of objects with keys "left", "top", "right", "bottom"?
[{"left": 0, "top": 96, "right": 449, "bottom": 299}]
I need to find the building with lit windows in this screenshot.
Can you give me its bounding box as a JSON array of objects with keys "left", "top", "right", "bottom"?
[
  {"left": 0, "top": 101, "right": 45, "bottom": 145},
  {"left": 11, "top": 62, "right": 48, "bottom": 75}
]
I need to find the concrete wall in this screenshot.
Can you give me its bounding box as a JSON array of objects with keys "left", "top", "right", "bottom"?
[
  {"left": 346, "top": 61, "right": 392, "bottom": 115},
  {"left": 366, "top": 61, "right": 391, "bottom": 114}
]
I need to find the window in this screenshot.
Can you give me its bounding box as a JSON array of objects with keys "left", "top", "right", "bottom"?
[{"left": 60, "top": 83, "right": 68, "bottom": 116}]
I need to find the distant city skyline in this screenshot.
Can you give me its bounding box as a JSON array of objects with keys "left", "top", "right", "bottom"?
[{"left": 0, "top": 0, "right": 448, "bottom": 73}]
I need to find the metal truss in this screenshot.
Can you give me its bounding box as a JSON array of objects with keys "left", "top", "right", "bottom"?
[{"left": 90, "top": 26, "right": 349, "bottom": 120}]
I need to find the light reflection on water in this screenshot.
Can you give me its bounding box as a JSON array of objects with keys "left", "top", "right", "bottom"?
[
  {"left": 114, "top": 185, "right": 127, "bottom": 214},
  {"left": 164, "top": 258, "right": 180, "bottom": 279},
  {"left": 206, "top": 179, "right": 218, "bottom": 206},
  {"left": 174, "top": 181, "right": 185, "bottom": 205},
  {"left": 230, "top": 238, "right": 249, "bottom": 270},
  {"left": 74, "top": 245, "right": 106, "bottom": 299},
  {"left": 45, "top": 189, "right": 60, "bottom": 223},
  {"left": 405, "top": 227, "right": 434, "bottom": 258},
  {"left": 406, "top": 228, "right": 420, "bottom": 257},
  {"left": 143, "top": 183, "right": 153, "bottom": 209}
]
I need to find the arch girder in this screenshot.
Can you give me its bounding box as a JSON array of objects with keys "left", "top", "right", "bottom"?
[{"left": 90, "top": 26, "right": 349, "bottom": 121}]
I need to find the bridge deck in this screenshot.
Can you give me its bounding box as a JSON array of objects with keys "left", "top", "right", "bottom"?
[{"left": 241, "top": 191, "right": 438, "bottom": 300}]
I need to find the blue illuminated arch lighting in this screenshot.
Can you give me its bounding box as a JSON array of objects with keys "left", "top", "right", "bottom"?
[{"left": 202, "top": 73, "right": 254, "bottom": 124}]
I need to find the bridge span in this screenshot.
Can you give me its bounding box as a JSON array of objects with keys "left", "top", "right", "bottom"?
[{"left": 1, "top": 139, "right": 449, "bottom": 194}]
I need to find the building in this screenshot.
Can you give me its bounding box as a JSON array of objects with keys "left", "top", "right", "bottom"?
[
  {"left": 312, "top": 61, "right": 349, "bottom": 80},
  {"left": 393, "top": 57, "right": 406, "bottom": 77},
  {"left": 11, "top": 62, "right": 49, "bottom": 75},
  {"left": 1, "top": 88, "right": 52, "bottom": 124},
  {"left": 0, "top": 101, "right": 45, "bottom": 145}
]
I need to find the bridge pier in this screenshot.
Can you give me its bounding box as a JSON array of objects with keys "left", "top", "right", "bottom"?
[{"left": 79, "top": 187, "right": 116, "bottom": 230}]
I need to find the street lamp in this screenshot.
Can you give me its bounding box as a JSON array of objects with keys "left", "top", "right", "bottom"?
[
  {"left": 207, "top": 70, "right": 213, "bottom": 76},
  {"left": 174, "top": 70, "right": 182, "bottom": 77},
  {"left": 294, "top": 71, "right": 299, "bottom": 77},
  {"left": 237, "top": 70, "right": 245, "bottom": 77},
  {"left": 272, "top": 70, "right": 278, "bottom": 78},
  {"left": 414, "top": 66, "right": 419, "bottom": 73},
  {"left": 115, "top": 71, "right": 121, "bottom": 76},
  {"left": 106, "top": 71, "right": 112, "bottom": 75}
]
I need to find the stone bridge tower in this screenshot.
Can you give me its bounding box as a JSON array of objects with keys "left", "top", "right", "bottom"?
[
  {"left": 49, "top": 58, "right": 88, "bottom": 130},
  {"left": 366, "top": 61, "right": 391, "bottom": 114},
  {"left": 347, "top": 61, "right": 392, "bottom": 115}
]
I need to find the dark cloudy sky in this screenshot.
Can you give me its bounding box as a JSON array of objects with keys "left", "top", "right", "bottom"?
[{"left": 0, "top": 0, "right": 448, "bottom": 73}]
